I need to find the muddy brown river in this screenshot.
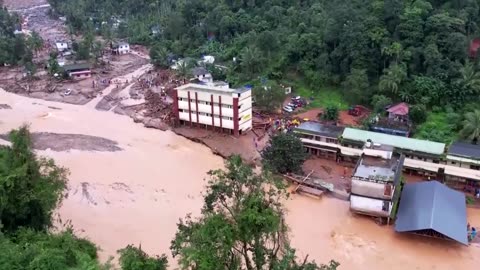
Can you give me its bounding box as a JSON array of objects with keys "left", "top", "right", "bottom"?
[{"left": 1, "top": 89, "right": 480, "bottom": 269}]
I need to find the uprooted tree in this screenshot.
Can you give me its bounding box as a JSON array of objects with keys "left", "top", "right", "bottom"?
[{"left": 171, "top": 155, "right": 338, "bottom": 270}]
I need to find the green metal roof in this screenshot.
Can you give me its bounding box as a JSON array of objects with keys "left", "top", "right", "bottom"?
[{"left": 342, "top": 128, "right": 446, "bottom": 155}]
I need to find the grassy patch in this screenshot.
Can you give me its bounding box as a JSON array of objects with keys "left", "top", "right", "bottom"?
[
  {"left": 292, "top": 83, "right": 348, "bottom": 110},
  {"left": 414, "top": 111, "right": 458, "bottom": 144}
]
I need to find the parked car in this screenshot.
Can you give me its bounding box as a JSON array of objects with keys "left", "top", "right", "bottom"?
[
  {"left": 287, "top": 102, "right": 297, "bottom": 108},
  {"left": 292, "top": 96, "right": 301, "bottom": 101},
  {"left": 292, "top": 98, "right": 307, "bottom": 107},
  {"left": 283, "top": 106, "right": 294, "bottom": 113}
]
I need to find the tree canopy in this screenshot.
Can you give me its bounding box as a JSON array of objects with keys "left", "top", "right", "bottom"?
[
  {"left": 262, "top": 133, "right": 308, "bottom": 174},
  {"left": 0, "top": 126, "right": 67, "bottom": 232},
  {"left": 0, "top": 6, "right": 34, "bottom": 66},
  {"left": 253, "top": 81, "right": 285, "bottom": 112},
  {"left": 171, "top": 155, "right": 337, "bottom": 270}
]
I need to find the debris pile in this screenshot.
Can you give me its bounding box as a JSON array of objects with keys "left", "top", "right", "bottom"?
[{"left": 143, "top": 90, "right": 174, "bottom": 122}]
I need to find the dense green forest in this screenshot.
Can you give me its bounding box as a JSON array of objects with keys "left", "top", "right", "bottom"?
[
  {"left": 0, "top": 5, "right": 43, "bottom": 75},
  {"left": 47, "top": 0, "right": 480, "bottom": 143}
]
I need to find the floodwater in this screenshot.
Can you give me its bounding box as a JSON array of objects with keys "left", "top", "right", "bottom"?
[
  {"left": 286, "top": 196, "right": 480, "bottom": 270},
  {"left": 1, "top": 89, "right": 480, "bottom": 269}
]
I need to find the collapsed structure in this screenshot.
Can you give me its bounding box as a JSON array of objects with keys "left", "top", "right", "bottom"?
[{"left": 173, "top": 83, "right": 252, "bottom": 136}]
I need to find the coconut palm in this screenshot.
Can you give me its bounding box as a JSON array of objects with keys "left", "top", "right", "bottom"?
[
  {"left": 240, "top": 46, "right": 262, "bottom": 76},
  {"left": 457, "top": 61, "right": 480, "bottom": 93},
  {"left": 27, "top": 31, "right": 43, "bottom": 56},
  {"left": 378, "top": 63, "right": 407, "bottom": 94},
  {"left": 461, "top": 110, "right": 480, "bottom": 143},
  {"left": 176, "top": 60, "right": 191, "bottom": 79}
]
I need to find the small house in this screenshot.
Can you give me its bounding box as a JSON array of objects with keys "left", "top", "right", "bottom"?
[
  {"left": 386, "top": 102, "right": 409, "bottom": 122},
  {"left": 63, "top": 63, "right": 91, "bottom": 79},
  {"left": 55, "top": 41, "right": 69, "bottom": 52},
  {"left": 470, "top": 38, "right": 480, "bottom": 58},
  {"left": 199, "top": 55, "right": 215, "bottom": 64},
  {"left": 191, "top": 67, "right": 213, "bottom": 83},
  {"left": 112, "top": 42, "right": 130, "bottom": 55},
  {"left": 13, "top": 25, "right": 23, "bottom": 35},
  {"left": 151, "top": 26, "right": 161, "bottom": 36}
]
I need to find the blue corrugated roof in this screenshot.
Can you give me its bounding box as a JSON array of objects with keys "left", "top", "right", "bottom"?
[{"left": 395, "top": 181, "right": 468, "bottom": 245}]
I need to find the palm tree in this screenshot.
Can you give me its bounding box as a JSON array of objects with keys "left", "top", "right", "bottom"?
[
  {"left": 461, "top": 110, "right": 480, "bottom": 143},
  {"left": 240, "top": 46, "right": 262, "bottom": 76},
  {"left": 378, "top": 63, "right": 407, "bottom": 94},
  {"left": 91, "top": 41, "right": 104, "bottom": 65},
  {"left": 458, "top": 61, "right": 480, "bottom": 93},
  {"left": 176, "top": 60, "right": 191, "bottom": 83},
  {"left": 399, "top": 90, "right": 413, "bottom": 102},
  {"left": 27, "top": 31, "right": 43, "bottom": 56}
]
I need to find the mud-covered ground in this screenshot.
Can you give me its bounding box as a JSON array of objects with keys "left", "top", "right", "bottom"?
[
  {"left": 0, "top": 132, "right": 122, "bottom": 152},
  {"left": 4, "top": 0, "right": 47, "bottom": 10}
]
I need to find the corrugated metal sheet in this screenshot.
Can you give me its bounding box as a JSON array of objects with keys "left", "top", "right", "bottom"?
[
  {"left": 395, "top": 181, "right": 468, "bottom": 245},
  {"left": 342, "top": 128, "right": 445, "bottom": 155},
  {"left": 448, "top": 142, "right": 480, "bottom": 160}
]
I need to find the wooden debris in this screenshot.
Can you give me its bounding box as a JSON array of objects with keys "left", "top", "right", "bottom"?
[{"left": 293, "top": 170, "right": 314, "bottom": 193}]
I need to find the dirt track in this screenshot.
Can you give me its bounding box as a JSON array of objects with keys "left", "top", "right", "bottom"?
[{"left": 4, "top": 0, "right": 47, "bottom": 10}]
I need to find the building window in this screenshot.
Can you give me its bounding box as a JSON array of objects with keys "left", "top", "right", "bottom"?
[
  {"left": 471, "top": 165, "right": 480, "bottom": 170},
  {"left": 326, "top": 138, "right": 337, "bottom": 144}
]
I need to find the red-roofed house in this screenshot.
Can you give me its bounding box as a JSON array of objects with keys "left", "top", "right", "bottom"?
[
  {"left": 387, "top": 102, "right": 409, "bottom": 122},
  {"left": 470, "top": 38, "right": 480, "bottom": 58}
]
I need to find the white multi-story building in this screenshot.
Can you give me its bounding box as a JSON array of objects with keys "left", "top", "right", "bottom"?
[{"left": 173, "top": 83, "right": 252, "bottom": 136}]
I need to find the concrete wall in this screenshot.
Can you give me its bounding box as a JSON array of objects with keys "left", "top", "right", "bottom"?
[
  {"left": 363, "top": 148, "right": 392, "bottom": 159},
  {"left": 350, "top": 195, "right": 392, "bottom": 217},
  {"left": 351, "top": 179, "right": 394, "bottom": 200}
]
